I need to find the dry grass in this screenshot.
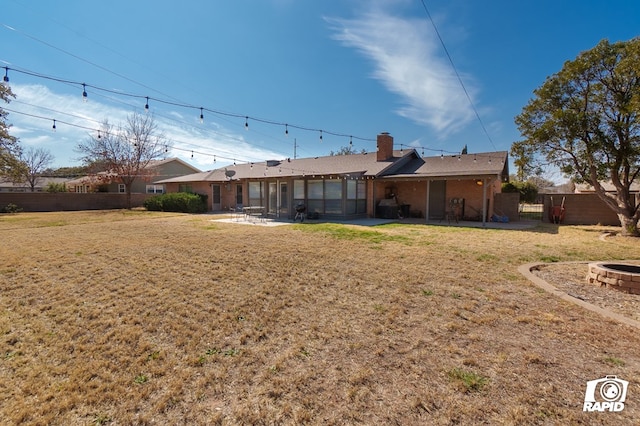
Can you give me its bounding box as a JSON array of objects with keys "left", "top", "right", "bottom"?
[{"left": 1, "top": 210, "right": 640, "bottom": 425}]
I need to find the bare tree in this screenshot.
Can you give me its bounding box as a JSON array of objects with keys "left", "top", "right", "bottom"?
[
  {"left": 77, "top": 113, "right": 169, "bottom": 208},
  {"left": 19, "top": 147, "right": 54, "bottom": 191}
]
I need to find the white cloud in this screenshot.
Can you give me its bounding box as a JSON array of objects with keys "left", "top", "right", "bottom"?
[
  {"left": 328, "top": 7, "right": 477, "bottom": 137},
  {"left": 5, "top": 84, "right": 284, "bottom": 169}
]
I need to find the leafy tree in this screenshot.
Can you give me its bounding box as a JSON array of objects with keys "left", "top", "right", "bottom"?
[
  {"left": 0, "top": 83, "right": 23, "bottom": 180},
  {"left": 42, "top": 165, "right": 90, "bottom": 178},
  {"left": 330, "top": 145, "right": 366, "bottom": 155},
  {"left": 76, "top": 113, "right": 168, "bottom": 208},
  {"left": 18, "top": 147, "right": 54, "bottom": 191},
  {"left": 502, "top": 181, "right": 538, "bottom": 204},
  {"left": 514, "top": 38, "right": 640, "bottom": 236}
]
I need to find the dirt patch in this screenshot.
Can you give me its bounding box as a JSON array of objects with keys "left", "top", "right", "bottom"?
[{"left": 532, "top": 261, "right": 640, "bottom": 323}]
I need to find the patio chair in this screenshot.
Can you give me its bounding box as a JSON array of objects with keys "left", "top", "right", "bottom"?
[{"left": 230, "top": 205, "right": 243, "bottom": 221}]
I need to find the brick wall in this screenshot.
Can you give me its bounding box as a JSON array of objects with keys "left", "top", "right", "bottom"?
[
  {"left": 494, "top": 193, "right": 519, "bottom": 221},
  {"left": 542, "top": 193, "right": 624, "bottom": 225},
  {"left": 0, "top": 193, "right": 152, "bottom": 212}
]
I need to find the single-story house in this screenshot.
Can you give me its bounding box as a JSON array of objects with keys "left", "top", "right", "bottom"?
[
  {"left": 156, "top": 133, "right": 509, "bottom": 223},
  {"left": 0, "top": 176, "right": 71, "bottom": 192},
  {"left": 65, "top": 157, "right": 201, "bottom": 194},
  {"left": 574, "top": 180, "right": 640, "bottom": 194}
]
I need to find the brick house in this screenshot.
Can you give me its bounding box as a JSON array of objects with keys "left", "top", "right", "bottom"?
[
  {"left": 65, "top": 157, "right": 201, "bottom": 194},
  {"left": 157, "top": 133, "right": 509, "bottom": 222}
]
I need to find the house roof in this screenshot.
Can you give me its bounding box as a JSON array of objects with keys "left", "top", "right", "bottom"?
[
  {"left": 156, "top": 150, "right": 509, "bottom": 183},
  {"left": 574, "top": 180, "right": 640, "bottom": 193},
  {"left": 0, "top": 177, "right": 71, "bottom": 189},
  {"left": 65, "top": 157, "right": 201, "bottom": 186}
]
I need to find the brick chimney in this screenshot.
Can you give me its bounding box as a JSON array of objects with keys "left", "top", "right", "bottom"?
[{"left": 376, "top": 132, "right": 394, "bottom": 161}]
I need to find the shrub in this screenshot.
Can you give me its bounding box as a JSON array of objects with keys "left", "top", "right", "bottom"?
[
  {"left": 0, "top": 203, "right": 23, "bottom": 214},
  {"left": 143, "top": 196, "right": 163, "bottom": 211},
  {"left": 45, "top": 182, "right": 67, "bottom": 193},
  {"left": 143, "top": 192, "right": 207, "bottom": 213}
]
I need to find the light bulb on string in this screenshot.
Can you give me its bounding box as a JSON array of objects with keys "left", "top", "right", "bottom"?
[
  {"left": 191, "top": 151, "right": 194, "bottom": 159},
  {"left": 319, "top": 130, "right": 323, "bottom": 142},
  {"left": 2, "top": 67, "right": 9, "bottom": 84},
  {"left": 52, "top": 119, "right": 56, "bottom": 132},
  {"left": 199, "top": 107, "right": 204, "bottom": 124},
  {"left": 349, "top": 136, "right": 353, "bottom": 146},
  {"left": 97, "top": 130, "right": 101, "bottom": 139},
  {"left": 285, "top": 124, "right": 288, "bottom": 137},
  {"left": 245, "top": 117, "right": 249, "bottom": 130},
  {"left": 82, "top": 83, "right": 88, "bottom": 102},
  {"left": 144, "top": 97, "right": 149, "bottom": 112}
]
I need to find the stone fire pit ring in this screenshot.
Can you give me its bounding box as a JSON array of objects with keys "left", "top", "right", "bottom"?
[{"left": 587, "top": 262, "right": 640, "bottom": 295}]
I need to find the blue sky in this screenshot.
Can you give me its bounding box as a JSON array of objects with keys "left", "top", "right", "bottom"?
[{"left": 2, "top": 0, "right": 639, "bottom": 181}]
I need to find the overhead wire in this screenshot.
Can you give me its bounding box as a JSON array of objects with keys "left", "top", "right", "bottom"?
[{"left": 418, "top": 0, "right": 497, "bottom": 151}]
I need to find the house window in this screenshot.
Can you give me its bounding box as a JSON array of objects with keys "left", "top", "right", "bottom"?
[
  {"left": 307, "top": 179, "right": 324, "bottom": 214},
  {"left": 146, "top": 185, "right": 164, "bottom": 194},
  {"left": 236, "top": 184, "right": 243, "bottom": 205},
  {"left": 347, "top": 180, "right": 367, "bottom": 214},
  {"left": 248, "top": 181, "right": 263, "bottom": 207},
  {"left": 118, "top": 184, "right": 126, "bottom": 193},
  {"left": 324, "top": 180, "right": 342, "bottom": 214},
  {"left": 178, "top": 184, "right": 193, "bottom": 193},
  {"left": 293, "top": 179, "right": 305, "bottom": 209}
]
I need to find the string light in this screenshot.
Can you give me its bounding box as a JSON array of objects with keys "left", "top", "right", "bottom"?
[
  {"left": 82, "top": 83, "right": 88, "bottom": 102},
  {"left": 3, "top": 65, "right": 495, "bottom": 175},
  {"left": 97, "top": 130, "right": 101, "bottom": 139},
  {"left": 191, "top": 150, "right": 194, "bottom": 158},
  {"left": 52, "top": 119, "right": 56, "bottom": 132},
  {"left": 2, "top": 67, "right": 8, "bottom": 84},
  {"left": 199, "top": 107, "right": 204, "bottom": 123},
  {"left": 4, "top": 65, "right": 381, "bottom": 146},
  {"left": 285, "top": 124, "right": 288, "bottom": 136},
  {"left": 244, "top": 116, "right": 249, "bottom": 130}
]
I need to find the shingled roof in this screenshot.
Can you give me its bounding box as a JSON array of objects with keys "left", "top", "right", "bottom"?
[
  {"left": 156, "top": 134, "right": 509, "bottom": 184},
  {"left": 157, "top": 150, "right": 508, "bottom": 183}
]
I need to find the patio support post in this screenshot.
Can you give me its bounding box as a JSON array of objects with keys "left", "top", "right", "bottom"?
[
  {"left": 425, "top": 179, "right": 431, "bottom": 223},
  {"left": 482, "top": 178, "right": 487, "bottom": 227}
]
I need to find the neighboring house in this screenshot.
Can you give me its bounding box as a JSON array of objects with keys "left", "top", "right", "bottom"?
[
  {"left": 574, "top": 181, "right": 640, "bottom": 194},
  {"left": 65, "top": 158, "right": 201, "bottom": 194},
  {"left": 157, "top": 133, "right": 509, "bottom": 222},
  {"left": 0, "top": 177, "right": 71, "bottom": 192}
]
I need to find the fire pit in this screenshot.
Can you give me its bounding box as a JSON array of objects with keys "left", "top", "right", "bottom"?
[{"left": 587, "top": 262, "right": 640, "bottom": 294}]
